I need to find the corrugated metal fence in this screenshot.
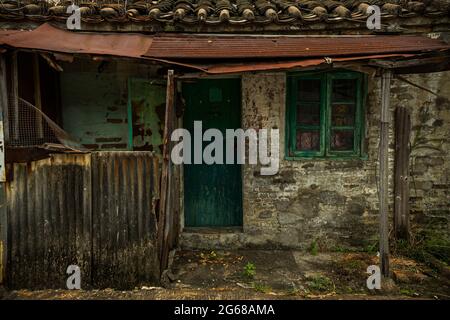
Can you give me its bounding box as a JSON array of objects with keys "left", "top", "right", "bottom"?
[{"left": 5, "top": 151, "right": 160, "bottom": 289}]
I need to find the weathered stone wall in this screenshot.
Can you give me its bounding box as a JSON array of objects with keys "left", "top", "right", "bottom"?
[
  {"left": 180, "top": 71, "right": 450, "bottom": 250},
  {"left": 397, "top": 73, "right": 450, "bottom": 235}
]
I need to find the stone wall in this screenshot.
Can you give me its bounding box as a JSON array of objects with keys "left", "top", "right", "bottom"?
[{"left": 180, "top": 70, "right": 450, "bottom": 250}]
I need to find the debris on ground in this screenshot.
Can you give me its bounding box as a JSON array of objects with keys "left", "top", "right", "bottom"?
[{"left": 3, "top": 250, "right": 449, "bottom": 300}]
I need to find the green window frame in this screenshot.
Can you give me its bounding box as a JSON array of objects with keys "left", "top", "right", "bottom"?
[{"left": 286, "top": 70, "right": 367, "bottom": 159}]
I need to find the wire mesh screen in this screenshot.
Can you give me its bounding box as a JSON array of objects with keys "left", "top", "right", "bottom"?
[{"left": 7, "top": 95, "right": 59, "bottom": 147}]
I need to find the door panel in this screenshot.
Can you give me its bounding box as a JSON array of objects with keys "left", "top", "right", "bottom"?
[{"left": 183, "top": 79, "right": 242, "bottom": 227}]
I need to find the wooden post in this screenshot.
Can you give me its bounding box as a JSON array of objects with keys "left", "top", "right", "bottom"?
[
  {"left": 158, "top": 69, "right": 175, "bottom": 273},
  {"left": 0, "top": 56, "right": 9, "bottom": 144},
  {"left": 33, "top": 53, "right": 43, "bottom": 139},
  {"left": 379, "top": 69, "right": 391, "bottom": 278},
  {"left": 0, "top": 54, "right": 8, "bottom": 284},
  {"left": 394, "top": 107, "right": 411, "bottom": 241},
  {"left": 12, "top": 52, "right": 18, "bottom": 141}
]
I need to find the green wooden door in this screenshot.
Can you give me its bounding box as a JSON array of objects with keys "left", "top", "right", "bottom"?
[{"left": 183, "top": 79, "right": 243, "bottom": 227}]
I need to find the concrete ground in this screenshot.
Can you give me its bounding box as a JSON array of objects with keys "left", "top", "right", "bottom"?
[{"left": 2, "top": 250, "right": 450, "bottom": 300}]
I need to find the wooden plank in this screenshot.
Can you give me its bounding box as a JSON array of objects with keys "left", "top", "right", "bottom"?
[
  {"left": 379, "top": 69, "right": 391, "bottom": 278},
  {"left": 0, "top": 55, "right": 9, "bottom": 143},
  {"left": 394, "top": 107, "right": 411, "bottom": 240},
  {"left": 170, "top": 155, "right": 181, "bottom": 249},
  {"left": 33, "top": 53, "right": 43, "bottom": 139},
  {"left": 12, "top": 53, "right": 19, "bottom": 141},
  {"left": 0, "top": 54, "right": 8, "bottom": 284},
  {"left": 369, "top": 56, "right": 450, "bottom": 69},
  {"left": 158, "top": 70, "right": 175, "bottom": 273}
]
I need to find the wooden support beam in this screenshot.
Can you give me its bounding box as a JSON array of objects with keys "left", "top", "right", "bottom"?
[
  {"left": 12, "top": 52, "right": 18, "bottom": 141},
  {"left": 158, "top": 69, "right": 175, "bottom": 274},
  {"left": 369, "top": 56, "right": 450, "bottom": 69},
  {"left": 369, "top": 55, "right": 450, "bottom": 74},
  {"left": 0, "top": 54, "right": 8, "bottom": 285},
  {"left": 394, "top": 107, "right": 411, "bottom": 241},
  {"left": 0, "top": 55, "right": 9, "bottom": 143},
  {"left": 33, "top": 53, "right": 43, "bottom": 139},
  {"left": 379, "top": 69, "right": 391, "bottom": 278}
]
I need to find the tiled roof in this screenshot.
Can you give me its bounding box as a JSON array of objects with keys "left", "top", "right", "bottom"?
[{"left": 0, "top": 0, "right": 449, "bottom": 27}]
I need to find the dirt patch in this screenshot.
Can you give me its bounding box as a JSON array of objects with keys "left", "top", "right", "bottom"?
[{"left": 2, "top": 250, "right": 449, "bottom": 300}]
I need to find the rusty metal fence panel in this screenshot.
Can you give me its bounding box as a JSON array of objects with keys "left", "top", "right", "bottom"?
[
  {"left": 91, "top": 152, "right": 160, "bottom": 289},
  {"left": 6, "top": 154, "right": 92, "bottom": 289},
  {"left": 5, "top": 152, "right": 160, "bottom": 289}
]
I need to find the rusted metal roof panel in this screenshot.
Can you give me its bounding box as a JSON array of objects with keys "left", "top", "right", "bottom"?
[
  {"left": 144, "top": 35, "right": 450, "bottom": 59},
  {"left": 1, "top": 24, "right": 449, "bottom": 74},
  {"left": 195, "top": 54, "right": 418, "bottom": 74},
  {"left": 0, "top": 24, "right": 153, "bottom": 58},
  {"left": 2, "top": 24, "right": 449, "bottom": 62}
]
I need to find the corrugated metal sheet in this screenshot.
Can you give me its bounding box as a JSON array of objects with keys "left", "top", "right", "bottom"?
[
  {"left": 0, "top": 24, "right": 153, "bottom": 58},
  {"left": 144, "top": 35, "right": 450, "bottom": 59},
  {"left": 6, "top": 154, "right": 92, "bottom": 289},
  {"left": 6, "top": 152, "right": 160, "bottom": 289},
  {"left": 91, "top": 152, "right": 160, "bottom": 289},
  {"left": 1, "top": 24, "right": 449, "bottom": 63}
]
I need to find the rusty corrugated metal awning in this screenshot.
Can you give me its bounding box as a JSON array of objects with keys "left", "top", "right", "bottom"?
[
  {"left": 1, "top": 23, "right": 449, "bottom": 74},
  {"left": 143, "top": 34, "right": 450, "bottom": 60},
  {"left": 0, "top": 23, "right": 153, "bottom": 58}
]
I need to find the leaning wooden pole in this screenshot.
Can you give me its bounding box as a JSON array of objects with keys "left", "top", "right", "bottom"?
[
  {"left": 379, "top": 69, "right": 391, "bottom": 278},
  {"left": 158, "top": 69, "right": 175, "bottom": 274},
  {"left": 394, "top": 107, "right": 411, "bottom": 241}
]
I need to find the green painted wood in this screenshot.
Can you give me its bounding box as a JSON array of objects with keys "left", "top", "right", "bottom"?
[
  {"left": 286, "top": 71, "right": 365, "bottom": 159},
  {"left": 183, "top": 79, "right": 243, "bottom": 227},
  {"left": 127, "top": 78, "right": 166, "bottom": 154},
  {"left": 60, "top": 71, "right": 130, "bottom": 150}
]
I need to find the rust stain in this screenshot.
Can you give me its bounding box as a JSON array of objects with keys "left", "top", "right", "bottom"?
[
  {"left": 0, "top": 23, "right": 153, "bottom": 58},
  {"left": 131, "top": 99, "right": 148, "bottom": 142}
]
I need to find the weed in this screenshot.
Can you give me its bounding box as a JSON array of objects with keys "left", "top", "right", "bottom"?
[
  {"left": 253, "top": 282, "right": 272, "bottom": 293},
  {"left": 306, "top": 275, "right": 335, "bottom": 293},
  {"left": 332, "top": 242, "right": 377, "bottom": 254},
  {"left": 309, "top": 241, "right": 319, "bottom": 256},
  {"left": 399, "top": 288, "right": 417, "bottom": 296},
  {"left": 363, "top": 242, "right": 378, "bottom": 254},
  {"left": 243, "top": 262, "right": 256, "bottom": 279},
  {"left": 344, "top": 259, "right": 366, "bottom": 271},
  {"left": 394, "top": 230, "right": 450, "bottom": 266}
]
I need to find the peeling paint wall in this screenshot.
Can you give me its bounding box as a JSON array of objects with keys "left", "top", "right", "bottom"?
[
  {"left": 60, "top": 59, "right": 163, "bottom": 151},
  {"left": 181, "top": 71, "right": 450, "bottom": 250},
  {"left": 129, "top": 78, "right": 166, "bottom": 154}
]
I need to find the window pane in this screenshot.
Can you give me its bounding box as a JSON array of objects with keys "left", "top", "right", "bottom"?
[
  {"left": 298, "top": 79, "right": 321, "bottom": 102},
  {"left": 297, "top": 102, "right": 320, "bottom": 126},
  {"left": 332, "top": 79, "right": 356, "bottom": 102},
  {"left": 296, "top": 130, "right": 320, "bottom": 151},
  {"left": 331, "top": 130, "right": 354, "bottom": 151},
  {"left": 331, "top": 103, "right": 355, "bottom": 126}
]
